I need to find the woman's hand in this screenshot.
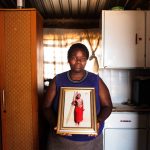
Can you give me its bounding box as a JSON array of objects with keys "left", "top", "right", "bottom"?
[{"left": 97, "top": 122, "right": 100, "bottom": 131}]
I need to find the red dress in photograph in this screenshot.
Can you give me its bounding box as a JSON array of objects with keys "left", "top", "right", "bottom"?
[
  {"left": 72, "top": 93, "right": 84, "bottom": 125},
  {"left": 74, "top": 105, "right": 84, "bottom": 123}
]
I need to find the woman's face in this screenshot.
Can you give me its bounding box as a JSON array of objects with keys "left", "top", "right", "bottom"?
[{"left": 68, "top": 49, "right": 87, "bottom": 73}]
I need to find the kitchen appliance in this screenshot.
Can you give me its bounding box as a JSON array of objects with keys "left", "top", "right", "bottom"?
[{"left": 132, "top": 77, "right": 150, "bottom": 105}]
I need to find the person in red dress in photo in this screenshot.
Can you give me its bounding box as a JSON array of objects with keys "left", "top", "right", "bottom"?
[{"left": 71, "top": 92, "right": 84, "bottom": 125}]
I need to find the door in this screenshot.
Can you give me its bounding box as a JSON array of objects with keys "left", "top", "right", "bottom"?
[
  {"left": 0, "top": 11, "right": 5, "bottom": 150},
  {"left": 0, "top": 10, "right": 39, "bottom": 150},
  {"left": 102, "top": 10, "right": 145, "bottom": 68},
  {"left": 104, "top": 129, "right": 147, "bottom": 150}
]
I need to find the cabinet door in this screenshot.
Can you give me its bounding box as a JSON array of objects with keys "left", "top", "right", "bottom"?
[
  {"left": 0, "top": 11, "right": 5, "bottom": 150},
  {"left": 102, "top": 10, "right": 145, "bottom": 68},
  {"left": 104, "top": 129, "right": 147, "bottom": 150},
  {"left": 0, "top": 10, "right": 40, "bottom": 150},
  {"left": 4, "top": 11, "right": 34, "bottom": 150},
  {"left": 146, "top": 11, "right": 150, "bottom": 67}
]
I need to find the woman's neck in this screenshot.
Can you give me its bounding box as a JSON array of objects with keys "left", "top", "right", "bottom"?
[{"left": 69, "top": 70, "right": 86, "bottom": 81}]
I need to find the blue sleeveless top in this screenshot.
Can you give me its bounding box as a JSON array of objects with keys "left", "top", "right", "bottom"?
[{"left": 52, "top": 70, "right": 104, "bottom": 141}]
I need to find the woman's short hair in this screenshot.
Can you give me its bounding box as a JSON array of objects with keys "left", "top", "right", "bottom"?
[{"left": 67, "top": 43, "right": 89, "bottom": 60}]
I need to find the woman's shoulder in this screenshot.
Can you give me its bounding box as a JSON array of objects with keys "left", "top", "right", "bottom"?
[
  {"left": 56, "top": 71, "right": 68, "bottom": 78},
  {"left": 87, "top": 71, "right": 100, "bottom": 78}
]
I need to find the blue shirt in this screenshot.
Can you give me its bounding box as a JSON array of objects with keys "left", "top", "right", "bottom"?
[{"left": 52, "top": 70, "right": 104, "bottom": 141}]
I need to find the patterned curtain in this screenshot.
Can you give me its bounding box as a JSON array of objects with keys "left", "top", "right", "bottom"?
[
  {"left": 86, "top": 30, "right": 101, "bottom": 74},
  {"left": 43, "top": 28, "right": 102, "bottom": 79}
]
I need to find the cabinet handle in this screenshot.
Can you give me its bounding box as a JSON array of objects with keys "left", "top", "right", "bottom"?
[
  {"left": 120, "top": 120, "right": 131, "bottom": 122},
  {"left": 135, "top": 33, "right": 142, "bottom": 45},
  {"left": 2, "top": 90, "right": 6, "bottom": 112},
  {"left": 135, "top": 33, "right": 138, "bottom": 44}
]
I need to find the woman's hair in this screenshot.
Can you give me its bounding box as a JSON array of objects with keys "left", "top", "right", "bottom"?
[{"left": 67, "top": 43, "right": 89, "bottom": 60}]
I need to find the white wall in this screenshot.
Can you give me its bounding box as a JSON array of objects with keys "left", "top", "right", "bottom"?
[
  {"left": 99, "top": 69, "right": 131, "bottom": 104},
  {"left": 99, "top": 69, "right": 150, "bottom": 104}
]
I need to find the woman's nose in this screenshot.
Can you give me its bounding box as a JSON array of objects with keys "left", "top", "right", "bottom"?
[{"left": 76, "top": 59, "right": 82, "bottom": 63}]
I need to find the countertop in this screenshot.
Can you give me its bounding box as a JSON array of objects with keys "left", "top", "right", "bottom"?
[{"left": 112, "top": 103, "right": 150, "bottom": 112}]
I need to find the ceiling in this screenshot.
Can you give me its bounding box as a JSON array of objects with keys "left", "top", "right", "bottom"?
[{"left": 0, "top": 0, "right": 149, "bottom": 28}]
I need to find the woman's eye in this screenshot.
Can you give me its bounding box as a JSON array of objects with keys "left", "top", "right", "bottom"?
[
  {"left": 81, "top": 58, "right": 87, "bottom": 62},
  {"left": 70, "top": 57, "right": 87, "bottom": 62},
  {"left": 70, "top": 57, "right": 76, "bottom": 61}
]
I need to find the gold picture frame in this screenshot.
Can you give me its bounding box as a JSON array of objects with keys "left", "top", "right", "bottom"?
[{"left": 57, "top": 87, "right": 98, "bottom": 135}]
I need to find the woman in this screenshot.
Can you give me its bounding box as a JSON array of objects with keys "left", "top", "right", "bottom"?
[{"left": 43, "top": 43, "right": 112, "bottom": 150}]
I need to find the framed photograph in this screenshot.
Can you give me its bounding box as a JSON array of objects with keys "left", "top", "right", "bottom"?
[{"left": 57, "top": 87, "right": 98, "bottom": 135}]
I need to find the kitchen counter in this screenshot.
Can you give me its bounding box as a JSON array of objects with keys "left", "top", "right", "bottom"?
[{"left": 112, "top": 103, "right": 150, "bottom": 112}]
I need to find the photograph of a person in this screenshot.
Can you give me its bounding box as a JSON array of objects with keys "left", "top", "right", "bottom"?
[
  {"left": 71, "top": 91, "right": 84, "bottom": 126},
  {"left": 65, "top": 91, "right": 86, "bottom": 127},
  {"left": 60, "top": 88, "right": 95, "bottom": 129},
  {"left": 43, "top": 43, "right": 112, "bottom": 150}
]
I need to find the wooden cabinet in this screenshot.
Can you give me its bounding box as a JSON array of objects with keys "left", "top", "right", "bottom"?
[
  {"left": 102, "top": 10, "right": 149, "bottom": 68},
  {"left": 0, "top": 9, "right": 43, "bottom": 150}
]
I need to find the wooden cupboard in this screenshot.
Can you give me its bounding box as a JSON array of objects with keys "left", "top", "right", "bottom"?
[
  {"left": 0, "top": 9, "right": 43, "bottom": 150},
  {"left": 102, "top": 10, "right": 150, "bottom": 68}
]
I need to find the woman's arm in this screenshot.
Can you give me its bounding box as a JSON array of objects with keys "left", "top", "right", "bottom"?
[
  {"left": 43, "top": 77, "right": 57, "bottom": 125},
  {"left": 97, "top": 79, "right": 113, "bottom": 124}
]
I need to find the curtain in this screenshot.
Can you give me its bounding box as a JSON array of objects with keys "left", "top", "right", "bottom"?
[
  {"left": 86, "top": 30, "right": 101, "bottom": 73},
  {"left": 43, "top": 28, "right": 102, "bottom": 79}
]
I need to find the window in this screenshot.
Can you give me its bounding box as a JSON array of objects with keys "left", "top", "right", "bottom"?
[{"left": 43, "top": 28, "right": 101, "bottom": 81}]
